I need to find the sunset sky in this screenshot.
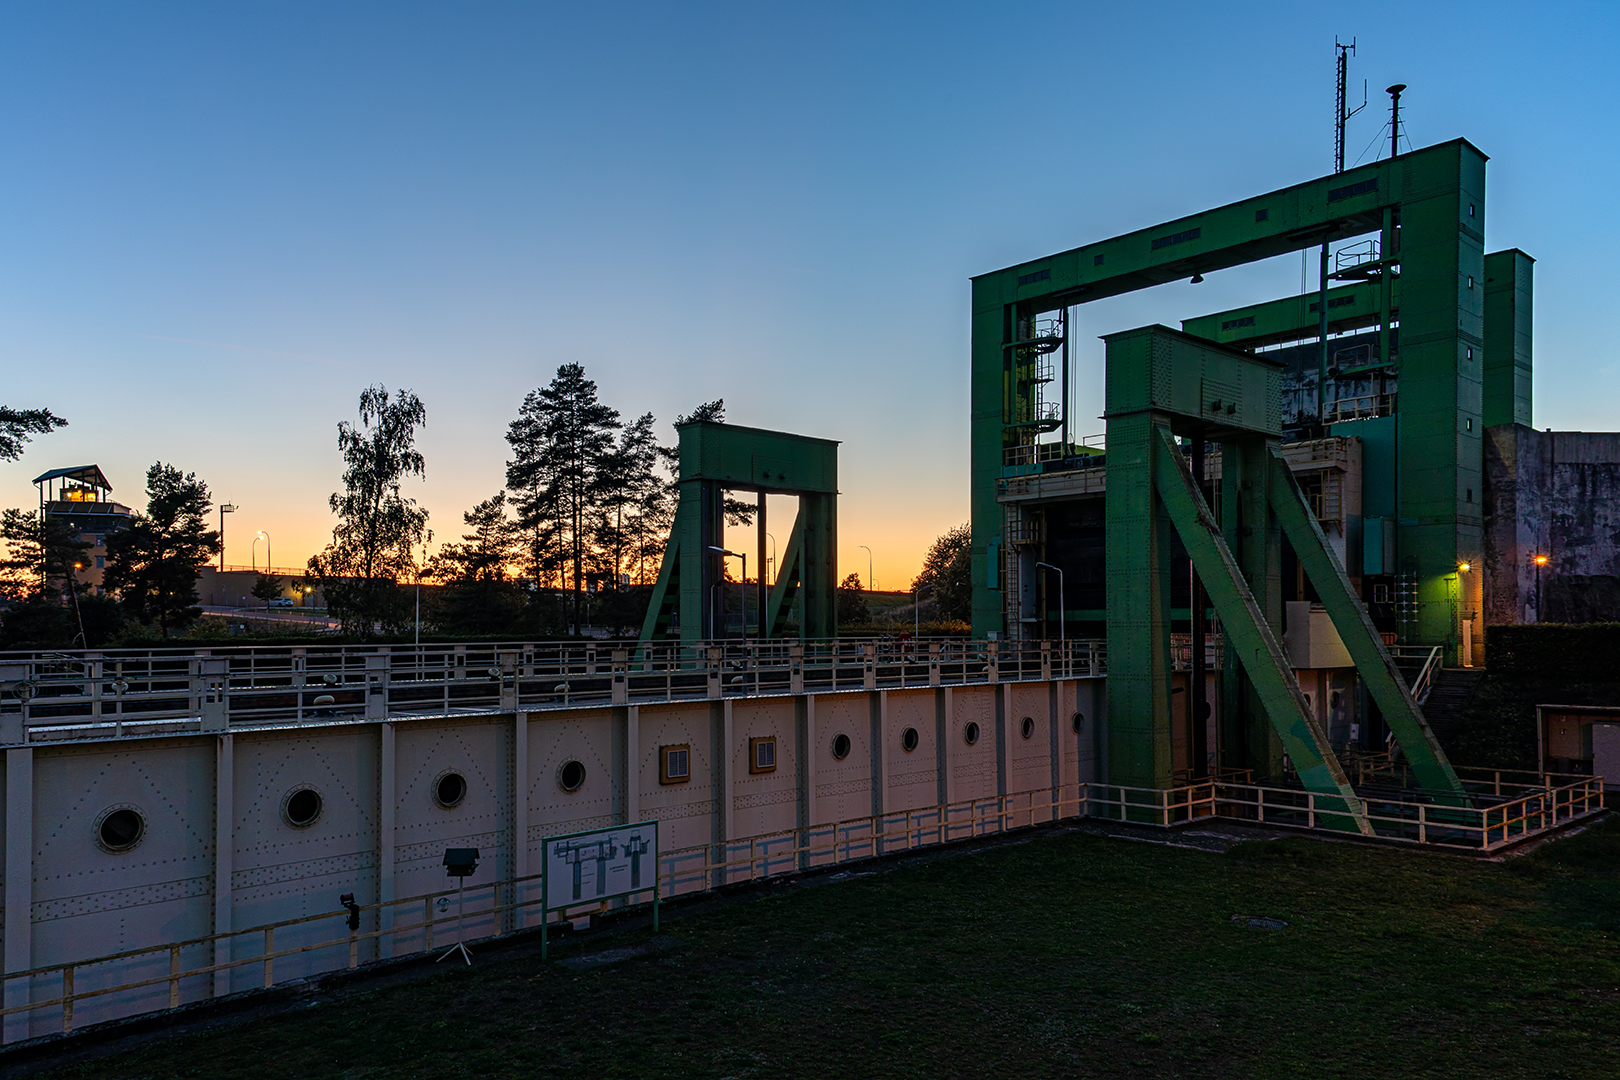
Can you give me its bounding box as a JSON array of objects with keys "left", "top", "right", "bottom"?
[{"left": 2, "top": 2, "right": 1616, "bottom": 588}]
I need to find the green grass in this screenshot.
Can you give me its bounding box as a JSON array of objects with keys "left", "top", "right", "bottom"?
[{"left": 36, "top": 819, "right": 1620, "bottom": 1079}]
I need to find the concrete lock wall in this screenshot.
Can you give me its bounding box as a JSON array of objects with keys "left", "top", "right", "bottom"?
[
  {"left": 0, "top": 678, "right": 1101, "bottom": 1039},
  {"left": 1485, "top": 424, "right": 1620, "bottom": 625}
]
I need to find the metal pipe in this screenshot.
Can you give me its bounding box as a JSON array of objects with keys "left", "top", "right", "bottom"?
[
  {"left": 1034, "top": 562, "right": 1064, "bottom": 642},
  {"left": 914, "top": 582, "right": 935, "bottom": 639}
]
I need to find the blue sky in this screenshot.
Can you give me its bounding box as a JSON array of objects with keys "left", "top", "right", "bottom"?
[{"left": 1, "top": 1, "right": 1615, "bottom": 584}]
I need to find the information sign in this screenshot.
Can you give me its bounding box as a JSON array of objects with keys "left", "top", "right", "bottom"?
[{"left": 540, "top": 820, "right": 659, "bottom": 959}]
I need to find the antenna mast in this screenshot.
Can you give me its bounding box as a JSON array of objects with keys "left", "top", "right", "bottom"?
[{"left": 1334, "top": 37, "right": 1365, "bottom": 173}]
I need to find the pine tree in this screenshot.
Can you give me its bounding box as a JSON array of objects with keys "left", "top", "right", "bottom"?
[
  {"left": 0, "top": 405, "right": 67, "bottom": 462},
  {"left": 104, "top": 463, "right": 223, "bottom": 637},
  {"left": 510, "top": 364, "right": 619, "bottom": 633}
]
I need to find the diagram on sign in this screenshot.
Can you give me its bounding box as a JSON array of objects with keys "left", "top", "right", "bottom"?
[{"left": 544, "top": 823, "right": 657, "bottom": 903}]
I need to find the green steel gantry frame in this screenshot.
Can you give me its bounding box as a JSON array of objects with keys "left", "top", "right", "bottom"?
[
  {"left": 640, "top": 421, "right": 838, "bottom": 643},
  {"left": 1102, "top": 326, "right": 1465, "bottom": 817},
  {"left": 973, "top": 138, "right": 1509, "bottom": 667}
]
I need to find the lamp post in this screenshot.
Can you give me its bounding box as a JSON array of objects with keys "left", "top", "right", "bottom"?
[
  {"left": 858, "top": 545, "right": 873, "bottom": 593},
  {"left": 218, "top": 503, "right": 237, "bottom": 571},
  {"left": 1533, "top": 553, "right": 1548, "bottom": 623},
  {"left": 1035, "top": 562, "right": 1065, "bottom": 642},
  {"left": 914, "top": 582, "right": 935, "bottom": 639},
  {"left": 707, "top": 546, "right": 746, "bottom": 641},
  {"left": 253, "top": 531, "right": 270, "bottom": 575},
  {"left": 766, "top": 532, "right": 776, "bottom": 586}
]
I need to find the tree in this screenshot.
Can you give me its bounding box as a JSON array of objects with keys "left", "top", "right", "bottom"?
[
  {"left": 592, "top": 413, "right": 663, "bottom": 591},
  {"left": 0, "top": 405, "right": 67, "bottom": 462},
  {"left": 0, "top": 508, "right": 90, "bottom": 604},
  {"left": 507, "top": 364, "right": 620, "bottom": 634},
  {"left": 308, "top": 385, "right": 430, "bottom": 636},
  {"left": 0, "top": 507, "right": 106, "bottom": 647},
  {"left": 251, "top": 574, "right": 284, "bottom": 607},
  {"left": 912, "top": 523, "right": 973, "bottom": 624},
  {"left": 837, "top": 571, "right": 869, "bottom": 625},
  {"left": 428, "top": 492, "right": 520, "bottom": 583},
  {"left": 425, "top": 492, "right": 528, "bottom": 637},
  {"left": 104, "top": 463, "right": 223, "bottom": 637}
]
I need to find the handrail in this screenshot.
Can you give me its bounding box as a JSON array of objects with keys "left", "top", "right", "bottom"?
[
  {"left": 0, "top": 637, "right": 1109, "bottom": 745},
  {"left": 0, "top": 770, "right": 1600, "bottom": 1041}
]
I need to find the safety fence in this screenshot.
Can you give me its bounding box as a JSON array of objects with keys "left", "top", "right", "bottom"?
[
  {"left": 0, "top": 637, "right": 1107, "bottom": 745},
  {"left": 1, "top": 768, "right": 1601, "bottom": 1044}
]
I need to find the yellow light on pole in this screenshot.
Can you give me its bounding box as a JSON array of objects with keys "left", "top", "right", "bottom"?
[{"left": 1457, "top": 562, "right": 1471, "bottom": 573}]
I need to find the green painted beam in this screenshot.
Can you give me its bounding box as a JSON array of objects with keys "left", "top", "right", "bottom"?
[
  {"left": 1152, "top": 426, "right": 1369, "bottom": 833},
  {"left": 1181, "top": 278, "right": 1399, "bottom": 351},
  {"left": 1266, "top": 452, "right": 1469, "bottom": 802}
]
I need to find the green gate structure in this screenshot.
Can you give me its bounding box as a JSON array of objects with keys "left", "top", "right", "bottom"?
[
  {"left": 640, "top": 421, "right": 838, "bottom": 643},
  {"left": 973, "top": 139, "right": 1508, "bottom": 668},
  {"left": 1103, "top": 325, "right": 1466, "bottom": 825}
]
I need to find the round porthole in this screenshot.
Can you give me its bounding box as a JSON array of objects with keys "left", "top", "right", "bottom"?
[
  {"left": 1020, "top": 716, "right": 1035, "bottom": 740},
  {"left": 95, "top": 805, "right": 146, "bottom": 853},
  {"left": 964, "top": 721, "right": 980, "bottom": 745},
  {"left": 558, "top": 760, "right": 586, "bottom": 792},
  {"left": 282, "top": 787, "right": 323, "bottom": 828},
  {"left": 831, "top": 733, "right": 851, "bottom": 760},
  {"left": 1330, "top": 691, "right": 1342, "bottom": 709},
  {"left": 901, "top": 726, "right": 920, "bottom": 753},
  {"left": 1072, "top": 711, "right": 1084, "bottom": 734},
  {"left": 433, "top": 770, "right": 467, "bottom": 809}
]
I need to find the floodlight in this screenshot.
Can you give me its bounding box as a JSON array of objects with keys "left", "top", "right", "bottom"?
[
  {"left": 1533, "top": 554, "right": 1548, "bottom": 566},
  {"left": 443, "top": 847, "right": 480, "bottom": 878}
]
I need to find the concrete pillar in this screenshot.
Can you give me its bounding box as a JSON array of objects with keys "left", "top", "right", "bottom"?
[
  {"left": 511, "top": 712, "right": 529, "bottom": 929},
  {"left": 213, "top": 734, "right": 233, "bottom": 997},
  {"left": 625, "top": 707, "right": 640, "bottom": 824},
  {"left": 377, "top": 722, "right": 396, "bottom": 956},
  {"left": 4, "top": 747, "right": 33, "bottom": 1043}
]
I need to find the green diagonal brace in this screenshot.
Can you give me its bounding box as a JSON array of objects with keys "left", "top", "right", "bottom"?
[
  {"left": 765, "top": 513, "right": 806, "bottom": 638},
  {"left": 1266, "top": 452, "right": 1469, "bottom": 803},
  {"left": 1152, "top": 426, "right": 1369, "bottom": 834}
]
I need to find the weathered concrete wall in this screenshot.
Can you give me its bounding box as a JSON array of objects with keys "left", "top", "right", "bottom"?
[{"left": 1485, "top": 424, "right": 1620, "bottom": 624}]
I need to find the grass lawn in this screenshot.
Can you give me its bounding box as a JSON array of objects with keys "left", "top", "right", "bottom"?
[{"left": 33, "top": 818, "right": 1620, "bottom": 1080}]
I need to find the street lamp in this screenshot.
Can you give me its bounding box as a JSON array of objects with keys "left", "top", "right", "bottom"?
[
  {"left": 766, "top": 532, "right": 777, "bottom": 586},
  {"left": 914, "top": 582, "right": 935, "bottom": 639},
  {"left": 858, "top": 545, "right": 873, "bottom": 592},
  {"left": 1533, "top": 553, "right": 1548, "bottom": 622},
  {"left": 218, "top": 503, "right": 237, "bottom": 571},
  {"left": 1035, "top": 562, "right": 1065, "bottom": 642},
  {"left": 253, "top": 531, "right": 270, "bottom": 574},
  {"left": 707, "top": 546, "right": 747, "bottom": 640}
]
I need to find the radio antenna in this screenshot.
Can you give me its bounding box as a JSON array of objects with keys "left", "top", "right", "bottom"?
[{"left": 1334, "top": 37, "right": 1366, "bottom": 173}]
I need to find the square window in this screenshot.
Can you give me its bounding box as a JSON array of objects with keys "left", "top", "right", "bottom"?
[
  {"left": 1093, "top": 254, "right": 1104, "bottom": 266},
  {"left": 749, "top": 736, "right": 777, "bottom": 774},
  {"left": 1254, "top": 208, "right": 1269, "bottom": 222},
  {"left": 659, "top": 744, "right": 690, "bottom": 784}
]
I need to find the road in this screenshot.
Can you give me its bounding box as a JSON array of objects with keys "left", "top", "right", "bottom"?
[{"left": 199, "top": 605, "right": 342, "bottom": 631}]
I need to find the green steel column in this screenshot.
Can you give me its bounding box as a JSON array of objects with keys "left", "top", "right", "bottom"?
[
  {"left": 1104, "top": 411, "right": 1175, "bottom": 790},
  {"left": 970, "top": 285, "right": 1009, "bottom": 637},
  {"left": 1220, "top": 438, "right": 1286, "bottom": 780},
  {"left": 1482, "top": 249, "right": 1534, "bottom": 429},
  {"left": 1395, "top": 142, "right": 1486, "bottom": 663},
  {"left": 799, "top": 493, "right": 838, "bottom": 639}
]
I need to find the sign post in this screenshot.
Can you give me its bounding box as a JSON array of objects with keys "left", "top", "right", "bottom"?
[{"left": 540, "top": 820, "right": 659, "bottom": 960}]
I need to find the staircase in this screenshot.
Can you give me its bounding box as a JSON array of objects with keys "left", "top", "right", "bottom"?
[{"left": 1421, "top": 668, "right": 1486, "bottom": 727}]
